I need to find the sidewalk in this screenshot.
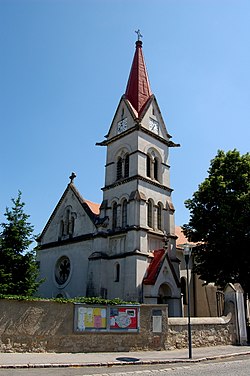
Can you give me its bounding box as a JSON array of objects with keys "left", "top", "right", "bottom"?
[{"left": 0, "top": 345, "right": 250, "bottom": 369}]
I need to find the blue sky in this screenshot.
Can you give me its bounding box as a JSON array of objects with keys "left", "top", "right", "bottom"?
[{"left": 1, "top": 0, "right": 249, "bottom": 240}]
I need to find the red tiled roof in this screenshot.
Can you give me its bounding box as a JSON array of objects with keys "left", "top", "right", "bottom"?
[
  {"left": 85, "top": 200, "right": 100, "bottom": 215},
  {"left": 175, "top": 225, "right": 188, "bottom": 247},
  {"left": 175, "top": 225, "right": 196, "bottom": 248},
  {"left": 143, "top": 226, "right": 196, "bottom": 286},
  {"left": 125, "top": 40, "right": 152, "bottom": 116},
  {"left": 143, "top": 249, "right": 165, "bottom": 285}
]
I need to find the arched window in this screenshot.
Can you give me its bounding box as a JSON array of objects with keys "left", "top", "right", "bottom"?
[
  {"left": 146, "top": 151, "right": 160, "bottom": 181},
  {"left": 116, "top": 152, "right": 130, "bottom": 180},
  {"left": 59, "top": 207, "right": 76, "bottom": 240},
  {"left": 69, "top": 216, "right": 75, "bottom": 236},
  {"left": 114, "top": 263, "right": 120, "bottom": 282},
  {"left": 154, "top": 157, "right": 158, "bottom": 180},
  {"left": 157, "top": 203, "right": 163, "bottom": 230},
  {"left": 112, "top": 202, "right": 118, "bottom": 230},
  {"left": 147, "top": 200, "right": 153, "bottom": 228},
  {"left": 122, "top": 200, "right": 128, "bottom": 228},
  {"left": 117, "top": 157, "right": 123, "bottom": 180},
  {"left": 65, "top": 209, "right": 70, "bottom": 234},
  {"left": 146, "top": 155, "right": 151, "bottom": 177},
  {"left": 60, "top": 220, "right": 64, "bottom": 238},
  {"left": 124, "top": 154, "right": 129, "bottom": 178}
]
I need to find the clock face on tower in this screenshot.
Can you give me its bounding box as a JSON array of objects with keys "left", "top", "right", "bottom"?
[
  {"left": 149, "top": 118, "right": 159, "bottom": 134},
  {"left": 117, "top": 118, "right": 128, "bottom": 134}
]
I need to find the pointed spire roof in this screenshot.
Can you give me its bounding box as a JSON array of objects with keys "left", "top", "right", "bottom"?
[{"left": 125, "top": 39, "right": 152, "bottom": 116}]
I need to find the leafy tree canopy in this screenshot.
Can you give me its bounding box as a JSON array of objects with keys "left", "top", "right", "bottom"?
[
  {"left": 0, "top": 191, "right": 40, "bottom": 295},
  {"left": 183, "top": 149, "right": 250, "bottom": 294}
]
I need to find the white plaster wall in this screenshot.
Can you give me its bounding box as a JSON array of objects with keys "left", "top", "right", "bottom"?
[
  {"left": 136, "top": 257, "right": 150, "bottom": 287},
  {"left": 37, "top": 240, "right": 93, "bottom": 298},
  {"left": 106, "top": 98, "right": 135, "bottom": 140},
  {"left": 140, "top": 101, "right": 170, "bottom": 140}
]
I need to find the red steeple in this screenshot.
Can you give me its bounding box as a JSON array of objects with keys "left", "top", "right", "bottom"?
[{"left": 125, "top": 39, "right": 152, "bottom": 116}]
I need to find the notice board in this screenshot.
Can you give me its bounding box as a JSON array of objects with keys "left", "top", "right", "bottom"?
[{"left": 74, "top": 304, "right": 139, "bottom": 332}]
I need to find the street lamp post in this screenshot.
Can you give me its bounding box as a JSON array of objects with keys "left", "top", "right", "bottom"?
[{"left": 183, "top": 244, "right": 192, "bottom": 359}]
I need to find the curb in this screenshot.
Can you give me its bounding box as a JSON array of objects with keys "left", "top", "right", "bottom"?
[{"left": 0, "top": 351, "right": 250, "bottom": 369}]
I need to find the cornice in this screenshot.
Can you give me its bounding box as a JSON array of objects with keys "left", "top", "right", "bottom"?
[
  {"left": 38, "top": 233, "right": 95, "bottom": 250},
  {"left": 89, "top": 250, "right": 150, "bottom": 261},
  {"left": 96, "top": 123, "right": 180, "bottom": 148},
  {"left": 102, "top": 174, "right": 173, "bottom": 193}
]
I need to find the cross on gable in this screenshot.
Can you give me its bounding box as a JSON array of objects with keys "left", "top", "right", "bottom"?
[{"left": 69, "top": 172, "right": 76, "bottom": 184}]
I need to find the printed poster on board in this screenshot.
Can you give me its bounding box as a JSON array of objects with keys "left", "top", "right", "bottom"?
[
  {"left": 109, "top": 307, "right": 138, "bottom": 330},
  {"left": 76, "top": 307, "right": 107, "bottom": 331}
]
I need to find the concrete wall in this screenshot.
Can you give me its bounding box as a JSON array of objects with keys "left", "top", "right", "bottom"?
[{"left": 0, "top": 299, "right": 235, "bottom": 353}]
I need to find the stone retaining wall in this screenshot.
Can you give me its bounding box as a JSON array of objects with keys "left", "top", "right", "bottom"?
[
  {"left": 0, "top": 299, "right": 236, "bottom": 353},
  {"left": 0, "top": 300, "right": 168, "bottom": 353},
  {"left": 166, "top": 315, "right": 234, "bottom": 349}
]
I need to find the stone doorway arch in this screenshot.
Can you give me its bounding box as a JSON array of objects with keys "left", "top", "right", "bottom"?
[{"left": 157, "top": 283, "right": 175, "bottom": 316}]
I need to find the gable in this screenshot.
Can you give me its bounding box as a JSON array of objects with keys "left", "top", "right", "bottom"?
[
  {"left": 104, "top": 96, "right": 137, "bottom": 140},
  {"left": 143, "top": 248, "right": 180, "bottom": 288},
  {"left": 143, "top": 249, "right": 165, "bottom": 285},
  {"left": 139, "top": 96, "right": 172, "bottom": 141},
  {"left": 38, "top": 184, "right": 99, "bottom": 246}
]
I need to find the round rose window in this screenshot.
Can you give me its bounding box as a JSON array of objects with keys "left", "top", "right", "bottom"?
[{"left": 55, "top": 256, "right": 71, "bottom": 285}]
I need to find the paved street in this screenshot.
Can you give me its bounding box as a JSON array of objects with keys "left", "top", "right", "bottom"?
[
  {"left": 0, "top": 345, "right": 249, "bottom": 375},
  {"left": 0, "top": 356, "right": 249, "bottom": 376}
]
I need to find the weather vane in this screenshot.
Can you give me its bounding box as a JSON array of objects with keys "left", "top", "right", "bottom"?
[{"left": 135, "top": 29, "right": 143, "bottom": 41}]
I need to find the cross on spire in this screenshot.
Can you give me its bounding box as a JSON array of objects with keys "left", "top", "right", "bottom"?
[{"left": 135, "top": 29, "right": 143, "bottom": 41}]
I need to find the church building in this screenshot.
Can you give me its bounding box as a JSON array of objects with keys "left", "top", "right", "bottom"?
[{"left": 37, "top": 35, "right": 182, "bottom": 316}]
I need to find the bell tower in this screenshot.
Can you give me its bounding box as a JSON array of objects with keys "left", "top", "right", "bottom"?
[{"left": 95, "top": 33, "right": 181, "bottom": 308}]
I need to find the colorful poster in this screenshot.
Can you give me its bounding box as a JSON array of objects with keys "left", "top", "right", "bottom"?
[
  {"left": 76, "top": 307, "right": 107, "bottom": 331},
  {"left": 109, "top": 307, "right": 138, "bottom": 330},
  {"left": 75, "top": 305, "right": 139, "bottom": 332}
]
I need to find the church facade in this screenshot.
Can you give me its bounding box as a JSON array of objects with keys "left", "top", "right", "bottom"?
[{"left": 37, "top": 37, "right": 182, "bottom": 316}]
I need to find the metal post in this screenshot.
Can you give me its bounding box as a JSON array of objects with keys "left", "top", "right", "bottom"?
[{"left": 185, "top": 258, "right": 192, "bottom": 359}]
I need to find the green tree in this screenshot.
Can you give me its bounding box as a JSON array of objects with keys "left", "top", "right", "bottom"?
[
  {"left": 0, "top": 191, "right": 40, "bottom": 295},
  {"left": 183, "top": 149, "right": 250, "bottom": 294}
]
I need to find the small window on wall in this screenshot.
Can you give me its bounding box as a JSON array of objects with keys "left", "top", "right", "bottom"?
[
  {"left": 114, "top": 263, "right": 120, "bottom": 282},
  {"left": 56, "top": 293, "right": 64, "bottom": 298}
]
